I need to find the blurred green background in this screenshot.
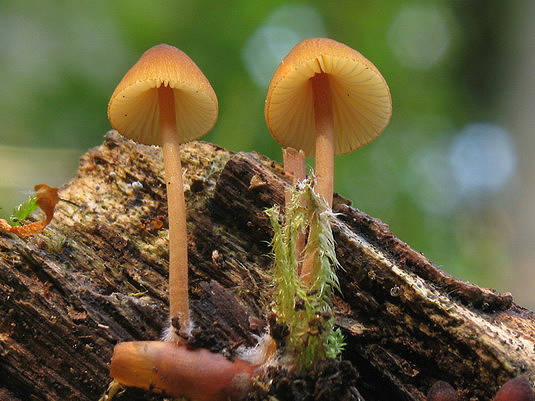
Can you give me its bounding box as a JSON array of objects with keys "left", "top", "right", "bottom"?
[{"left": 1, "top": 1, "right": 533, "bottom": 307}]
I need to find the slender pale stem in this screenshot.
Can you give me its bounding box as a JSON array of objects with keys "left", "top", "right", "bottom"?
[
  {"left": 283, "top": 147, "right": 306, "bottom": 273},
  {"left": 300, "top": 73, "right": 334, "bottom": 285},
  {"left": 158, "top": 85, "right": 189, "bottom": 338},
  {"left": 311, "top": 73, "right": 334, "bottom": 208},
  {"left": 283, "top": 147, "right": 306, "bottom": 204}
]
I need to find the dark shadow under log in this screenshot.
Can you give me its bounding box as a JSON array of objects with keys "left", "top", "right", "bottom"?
[{"left": 0, "top": 131, "right": 533, "bottom": 401}]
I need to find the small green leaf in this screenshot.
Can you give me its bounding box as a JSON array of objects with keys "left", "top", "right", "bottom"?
[{"left": 8, "top": 195, "right": 38, "bottom": 226}]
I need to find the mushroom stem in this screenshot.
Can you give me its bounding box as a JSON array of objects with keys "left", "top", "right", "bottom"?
[
  {"left": 283, "top": 147, "right": 306, "bottom": 204},
  {"left": 311, "top": 73, "right": 334, "bottom": 208},
  {"left": 300, "top": 74, "right": 334, "bottom": 285},
  {"left": 283, "top": 147, "right": 306, "bottom": 273},
  {"left": 158, "top": 85, "right": 190, "bottom": 338}
]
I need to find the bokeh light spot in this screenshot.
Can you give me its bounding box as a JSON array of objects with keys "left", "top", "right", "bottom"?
[
  {"left": 388, "top": 4, "right": 452, "bottom": 70},
  {"left": 406, "top": 140, "right": 461, "bottom": 216},
  {"left": 242, "top": 4, "right": 326, "bottom": 88},
  {"left": 243, "top": 25, "right": 299, "bottom": 88},
  {"left": 449, "top": 123, "right": 516, "bottom": 197}
]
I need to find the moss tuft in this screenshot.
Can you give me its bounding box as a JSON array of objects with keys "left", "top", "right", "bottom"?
[{"left": 266, "top": 180, "right": 344, "bottom": 370}]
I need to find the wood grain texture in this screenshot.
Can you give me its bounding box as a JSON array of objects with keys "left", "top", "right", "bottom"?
[{"left": 0, "top": 131, "right": 533, "bottom": 401}]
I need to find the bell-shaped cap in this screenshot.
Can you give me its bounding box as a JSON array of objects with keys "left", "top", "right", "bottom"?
[
  {"left": 427, "top": 381, "right": 458, "bottom": 401},
  {"left": 108, "top": 44, "right": 218, "bottom": 146},
  {"left": 493, "top": 376, "right": 534, "bottom": 401},
  {"left": 265, "top": 38, "right": 392, "bottom": 157}
]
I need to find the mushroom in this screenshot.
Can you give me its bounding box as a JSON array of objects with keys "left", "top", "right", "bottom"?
[
  {"left": 108, "top": 335, "right": 277, "bottom": 400},
  {"left": 265, "top": 38, "right": 391, "bottom": 283},
  {"left": 427, "top": 381, "right": 458, "bottom": 401},
  {"left": 108, "top": 44, "right": 218, "bottom": 339},
  {"left": 111, "top": 341, "right": 258, "bottom": 401},
  {"left": 492, "top": 376, "right": 534, "bottom": 401}
]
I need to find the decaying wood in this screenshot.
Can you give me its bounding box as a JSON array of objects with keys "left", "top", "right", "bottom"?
[{"left": 0, "top": 131, "right": 533, "bottom": 401}]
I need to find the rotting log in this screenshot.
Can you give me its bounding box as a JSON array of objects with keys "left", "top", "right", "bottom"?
[{"left": 0, "top": 131, "right": 533, "bottom": 401}]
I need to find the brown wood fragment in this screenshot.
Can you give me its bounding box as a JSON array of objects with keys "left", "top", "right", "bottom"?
[
  {"left": 0, "top": 184, "right": 59, "bottom": 238},
  {"left": 0, "top": 131, "right": 533, "bottom": 401}
]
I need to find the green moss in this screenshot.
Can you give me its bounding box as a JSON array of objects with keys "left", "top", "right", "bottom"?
[
  {"left": 266, "top": 181, "right": 344, "bottom": 371},
  {"left": 7, "top": 195, "right": 38, "bottom": 226}
]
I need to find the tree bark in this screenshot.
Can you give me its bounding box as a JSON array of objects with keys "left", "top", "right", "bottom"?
[{"left": 0, "top": 131, "right": 533, "bottom": 401}]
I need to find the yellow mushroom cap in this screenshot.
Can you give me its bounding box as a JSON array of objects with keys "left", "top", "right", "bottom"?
[
  {"left": 265, "top": 38, "right": 392, "bottom": 157},
  {"left": 108, "top": 44, "right": 218, "bottom": 146}
]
